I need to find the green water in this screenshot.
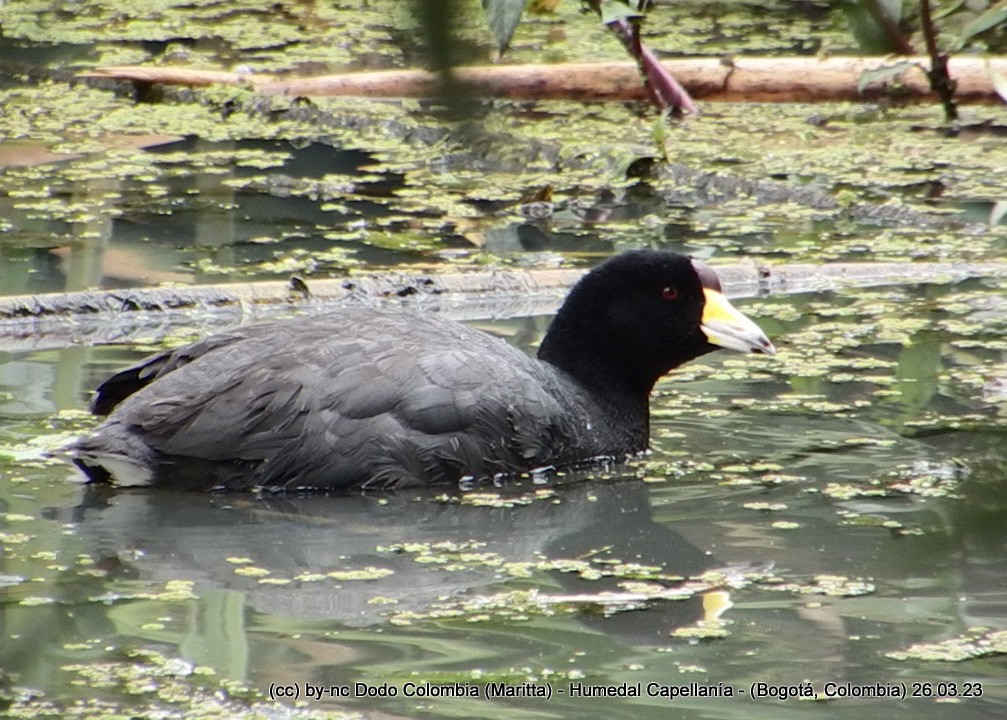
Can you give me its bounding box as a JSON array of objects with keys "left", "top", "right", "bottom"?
[
  {"left": 2, "top": 279, "right": 1006, "bottom": 718},
  {"left": 2, "top": 1, "right": 1007, "bottom": 718}
]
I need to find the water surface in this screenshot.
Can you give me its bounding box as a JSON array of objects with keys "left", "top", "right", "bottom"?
[
  {"left": 2, "top": 277, "right": 1006, "bottom": 718},
  {"left": 2, "top": 1, "right": 1006, "bottom": 717}
]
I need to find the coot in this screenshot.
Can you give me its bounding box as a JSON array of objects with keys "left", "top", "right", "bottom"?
[{"left": 68, "top": 251, "right": 774, "bottom": 491}]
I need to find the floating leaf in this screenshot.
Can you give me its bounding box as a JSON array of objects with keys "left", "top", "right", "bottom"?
[
  {"left": 482, "top": 0, "right": 526, "bottom": 53},
  {"left": 888, "top": 628, "right": 1007, "bottom": 662}
]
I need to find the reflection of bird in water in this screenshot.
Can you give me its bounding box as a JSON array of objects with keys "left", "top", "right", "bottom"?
[
  {"left": 67, "top": 251, "right": 773, "bottom": 491},
  {"left": 58, "top": 479, "right": 725, "bottom": 639}
]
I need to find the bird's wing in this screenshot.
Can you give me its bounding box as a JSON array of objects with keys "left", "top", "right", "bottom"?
[
  {"left": 89, "top": 328, "right": 271, "bottom": 415},
  {"left": 103, "top": 315, "right": 594, "bottom": 489}
]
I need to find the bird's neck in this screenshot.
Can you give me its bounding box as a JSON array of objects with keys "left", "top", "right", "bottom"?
[
  {"left": 538, "top": 318, "right": 658, "bottom": 413},
  {"left": 542, "top": 339, "right": 652, "bottom": 455}
]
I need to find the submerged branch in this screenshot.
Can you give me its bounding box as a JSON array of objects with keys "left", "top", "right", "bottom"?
[
  {"left": 2, "top": 261, "right": 1006, "bottom": 351},
  {"left": 80, "top": 57, "right": 1007, "bottom": 104}
]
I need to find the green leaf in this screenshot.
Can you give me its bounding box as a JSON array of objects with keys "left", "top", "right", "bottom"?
[
  {"left": 856, "top": 61, "right": 923, "bottom": 93},
  {"left": 844, "top": 0, "right": 905, "bottom": 54},
  {"left": 878, "top": 0, "right": 904, "bottom": 21},
  {"left": 598, "top": 0, "right": 645, "bottom": 25},
  {"left": 933, "top": 0, "right": 966, "bottom": 21},
  {"left": 953, "top": 2, "right": 1007, "bottom": 50},
  {"left": 481, "top": 0, "right": 526, "bottom": 53}
]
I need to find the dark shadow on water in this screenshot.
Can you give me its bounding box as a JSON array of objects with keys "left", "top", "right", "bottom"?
[
  {"left": 50, "top": 478, "right": 713, "bottom": 634},
  {"left": 0, "top": 476, "right": 732, "bottom": 697}
]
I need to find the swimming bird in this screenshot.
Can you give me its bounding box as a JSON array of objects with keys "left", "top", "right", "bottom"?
[{"left": 68, "top": 251, "right": 775, "bottom": 491}]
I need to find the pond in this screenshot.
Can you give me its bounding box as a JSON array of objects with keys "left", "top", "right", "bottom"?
[
  {"left": 2, "top": 1, "right": 1007, "bottom": 719},
  {"left": 3, "top": 274, "right": 1007, "bottom": 719}
]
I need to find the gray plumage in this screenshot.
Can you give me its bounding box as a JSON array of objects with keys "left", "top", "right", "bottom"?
[
  {"left": 67, "top": 251, "right": 774, "bottom": 491},
  {"left": 73, "top": 311, "right": 633, "bottom": 491}
]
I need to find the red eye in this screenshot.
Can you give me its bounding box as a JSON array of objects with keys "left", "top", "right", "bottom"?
[{"left": 661, "top": 286, "right": 680, "bottom": 301}]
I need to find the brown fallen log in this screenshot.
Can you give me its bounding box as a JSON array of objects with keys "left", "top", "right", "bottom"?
[{"left": 81, "top": 56, "right": 1007, "bottom": 103}]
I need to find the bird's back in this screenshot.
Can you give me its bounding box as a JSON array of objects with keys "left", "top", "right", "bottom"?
[{"left": 71, "top": 310, "right": 635, "bottom": 491}]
